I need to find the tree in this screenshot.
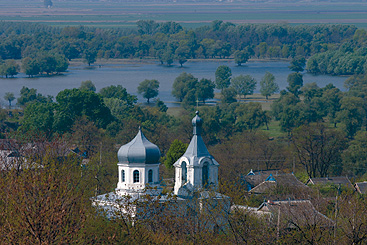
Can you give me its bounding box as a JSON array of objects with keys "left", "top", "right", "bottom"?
[
  {"left": 196, "top": 78, "right": 215, "bottom": 104},
  {"left": 137, "top": 20, "right": 159, "bottom": 35},
  {"left": 235, "top": 102, "right": 267, "bottom": 131},
  {"left": 99, "top": 85, "right": 137, "bottom": 106},
  {"left": 4, "top": 92, "right": 15, "bottom": 108},
  {"left": 337, "top": 96, "right": 366, "bottom": 138},
  {"left": 83, "top": 50, "right": 97, "bottom": 66},
  {"left": 137, "top": 79, "right": 159, "bottom": 103},
  {"left": 155, "top": 99, "right": 168, "bottom": 112},
  {"left": 162, "top": 50, "right": 174, "bottom": 66},
  {"left": 292, "top": 123, "right": 346, "bottom": 178},
  {"left": 0, "top": 60, "right": 19, "bottom": 78},
  {"left": 260, "top": 72, "right": 279, "bottom": 100},
  {"left": 164, "top": 139, "right": 188, "bottom": 169},
  {"left": 289, "top": 56, "right": 306, "bottom": 72},
  {"left": 321, "top": 84, "right": 343, "bottom": 127},
  {"left": 287, "top": 72, "right": 303, "bottom": 97},
  {"left": 21, "top": 57, "right": 40, "bottom": 77},
  {"left": 71, "top": 116, "right": 103, "bottom": 158},
  {"left": 54, "top": 88, "right": 113, "bottom": 133},
  {"left": 234, "top": 50, "right": 249, "bottom": 66},
  {"left": 17, "top": 86, "right": 52, "bottom": 107},
  {"left": 18, "top": 102, "right": 55, "bottom": 138},
  {"left": 175, "top": 45, "right": 190, "bottom": 67},
  {"left": 80, "top": 80, "right": 96, "bottom": 92},
  {"left": 215, "top": 65, "right": 232, "bottom": 91},
  {"left": 0, "top": 147, "right": 92, "bottom": 243},
  {"left": 172, "top": 72, "right": 198, "bottom": 103},
  {"left": 221, "top": 87, "right": 237, "bottom": 104},
  {"left": 342, "top": 131, "right": 367, "bottom": 176},
  {"left": 54, "top": 54, "right": 69, "bottom": 74},
  {"left": 231, "top": 75, "right": 257, "bottom": 99}
]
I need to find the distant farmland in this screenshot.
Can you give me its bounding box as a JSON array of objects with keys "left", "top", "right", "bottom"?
[{"left": 0, "top": 0, "right": 366, "bottom": 28}]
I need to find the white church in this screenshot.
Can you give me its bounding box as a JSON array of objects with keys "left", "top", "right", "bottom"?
[{"left": 94, "top": 111, "right": 229, "bottom": 223}]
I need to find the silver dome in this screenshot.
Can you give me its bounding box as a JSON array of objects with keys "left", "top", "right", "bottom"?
[{"left": 117, "top": 128, "right": 161, "bottom": 164}]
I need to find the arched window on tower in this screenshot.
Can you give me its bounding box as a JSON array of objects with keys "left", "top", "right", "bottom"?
[
  {"left": 121, "top": 170, "right": 125, "bottom": 182},
  {"left": 133, "top": 170, "right": 139, "bottom": 183},
  {"left": 182, "top": 161, "right": 187, "bottom": 183},
  {"left": 148, "top": 169, "right": 153, "bottom": 183},
  {"left": 202, "top": 162, "right": 209, "bottom": 187}
]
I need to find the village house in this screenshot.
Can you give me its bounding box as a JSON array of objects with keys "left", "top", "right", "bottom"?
[{"left": 306, "top": 176, "right": 353, "bottom": 190}]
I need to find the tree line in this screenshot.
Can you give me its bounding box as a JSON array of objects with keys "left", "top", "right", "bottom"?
[{"left": 0, "top": 21, "right": 364, "bottom": 76}]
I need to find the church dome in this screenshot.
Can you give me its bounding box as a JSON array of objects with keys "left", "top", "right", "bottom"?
[
  {"left": 117, "top": 128, "right": 161, "bottom": 164},
  {"left": 192, "top": 111, "right": 203, "bottom": 127}
]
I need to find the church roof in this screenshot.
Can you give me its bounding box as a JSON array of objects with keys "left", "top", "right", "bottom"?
[
  {"left": 117, "top": 128, "right": 161, "bottom": 164},
  {"left": 179, "top": 111, "right": 216, "bottom": 166},
  {"left": 183, "top": 135, "right": 210, "bottom": 158}
]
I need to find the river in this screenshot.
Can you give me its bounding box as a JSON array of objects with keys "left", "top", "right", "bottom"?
[{"left": 0, "top": 60, "right": 348, "bottom": 107}]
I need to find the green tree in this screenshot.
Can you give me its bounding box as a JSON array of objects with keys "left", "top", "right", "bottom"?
[
  {"left": 37, "top": 54, "right": 57, "bottom": 75},
  {"left": 215, "top": 65, "right": 232, "bottom": 91},
  {"left": 321, "top": 84, "right": 343, "bottom": 127},
  {"left": 221, "top": 87, "right": 237, "bottom": 104},
  {"left": 99, "top": 85, "right": 137, "bottom": 106},
  {"left": 231, "top": 75, "right": 257, "bottom": 99},
  {"left": 137, "top": 79, "right": 159, "bottom": 103},
  {"left": 17, "top": 86, "right": 52, "bottom": 107},
  {"left": 162, "top": 50, "right": 174, "bottom": 66},
  {"left": 18, "top": 102, "right": 55, "bottom": 138},
  {"left": 137, "top": 20, "right": 159, "bottom": 35},
  {"left": 342, "top": 131, "right": 367, "bottom": 176},
  {"left": 54, "top": 88, "right": 113, "bottom": 133},
  {"left": 155, "top": 99, "right": 168, "bottom": 112},
  {"left": 234, "top": 50, "right": 249, "bottom": 66},
  {"left": 175, "top": 45, "right": 190, "bottom": 67},
  {"left": 289, "top": 56, "right": 306, "bottom": 72},
  {"left": 83, "top": 50, "right": 97, "bottom": 66},
  {"left": 4, "top": 92, "right": 15, "bottom": 108},
  {"left": 287, "top": 72, "right": 303, "bottom": 97},
  {"left": 54, "top": 54, "right": 69, "bottom": 74},
  {"left": 172, "top": 72, "right": 198, "bottom": 102},
  {"left": 0, "top": 60, "right": 19, "bottom": 78},
  {"left": 235, "top": 102, "right": 267, "bottom": 131},
  {"left": 196, "top": 78, "right": 215, "bottom": 104},
  {"left": 80, "top": 80, "right": 96, "bottom": 92},
  {"left": 337, "top": 96, "right": 366, "bottom": 138},
  {"left": 164, "top": 139, "right": 188, "bottom": 169},
  {"left": 260, "top": 72, "right": 279, "bottom": 100},
  {"left": 21, "top": 57, "right": 40, "bottom": 77}
]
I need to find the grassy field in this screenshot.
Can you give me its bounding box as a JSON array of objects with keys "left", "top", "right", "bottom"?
[{"left": 0, "top": 1, "right": 367, "bottom": 28}]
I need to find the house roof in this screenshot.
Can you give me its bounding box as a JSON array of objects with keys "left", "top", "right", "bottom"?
[
  {"left": 307, "top": 176, "right": 353, "bottom": 189},
  {"left": 243, "top": 169, "right": 285, "bottom": 188},
  {"left": 258, "top": 199, "right": 334, "bottom": 228},
  {"left": 355, "top": 181, "right": 367, "bottom": 194},
  {"left": 248, "top": 173, "right": 309, "bottom": 194}
]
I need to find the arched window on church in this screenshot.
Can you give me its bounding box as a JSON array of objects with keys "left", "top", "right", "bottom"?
[
  {"left": 121, "top": 170, "right": 125, "bottom": 182},
  {"left": 133, "top": 170, "right": 139, "bottom": 183},
  {"left": 148, "top": 169, "right": 153, "bottom": 183},
  {"left": 202, "top": 162, "right": 209, "bottom": 187},
  {"left": 182, "top": 161, "right": 187, "bottom": 183}
]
